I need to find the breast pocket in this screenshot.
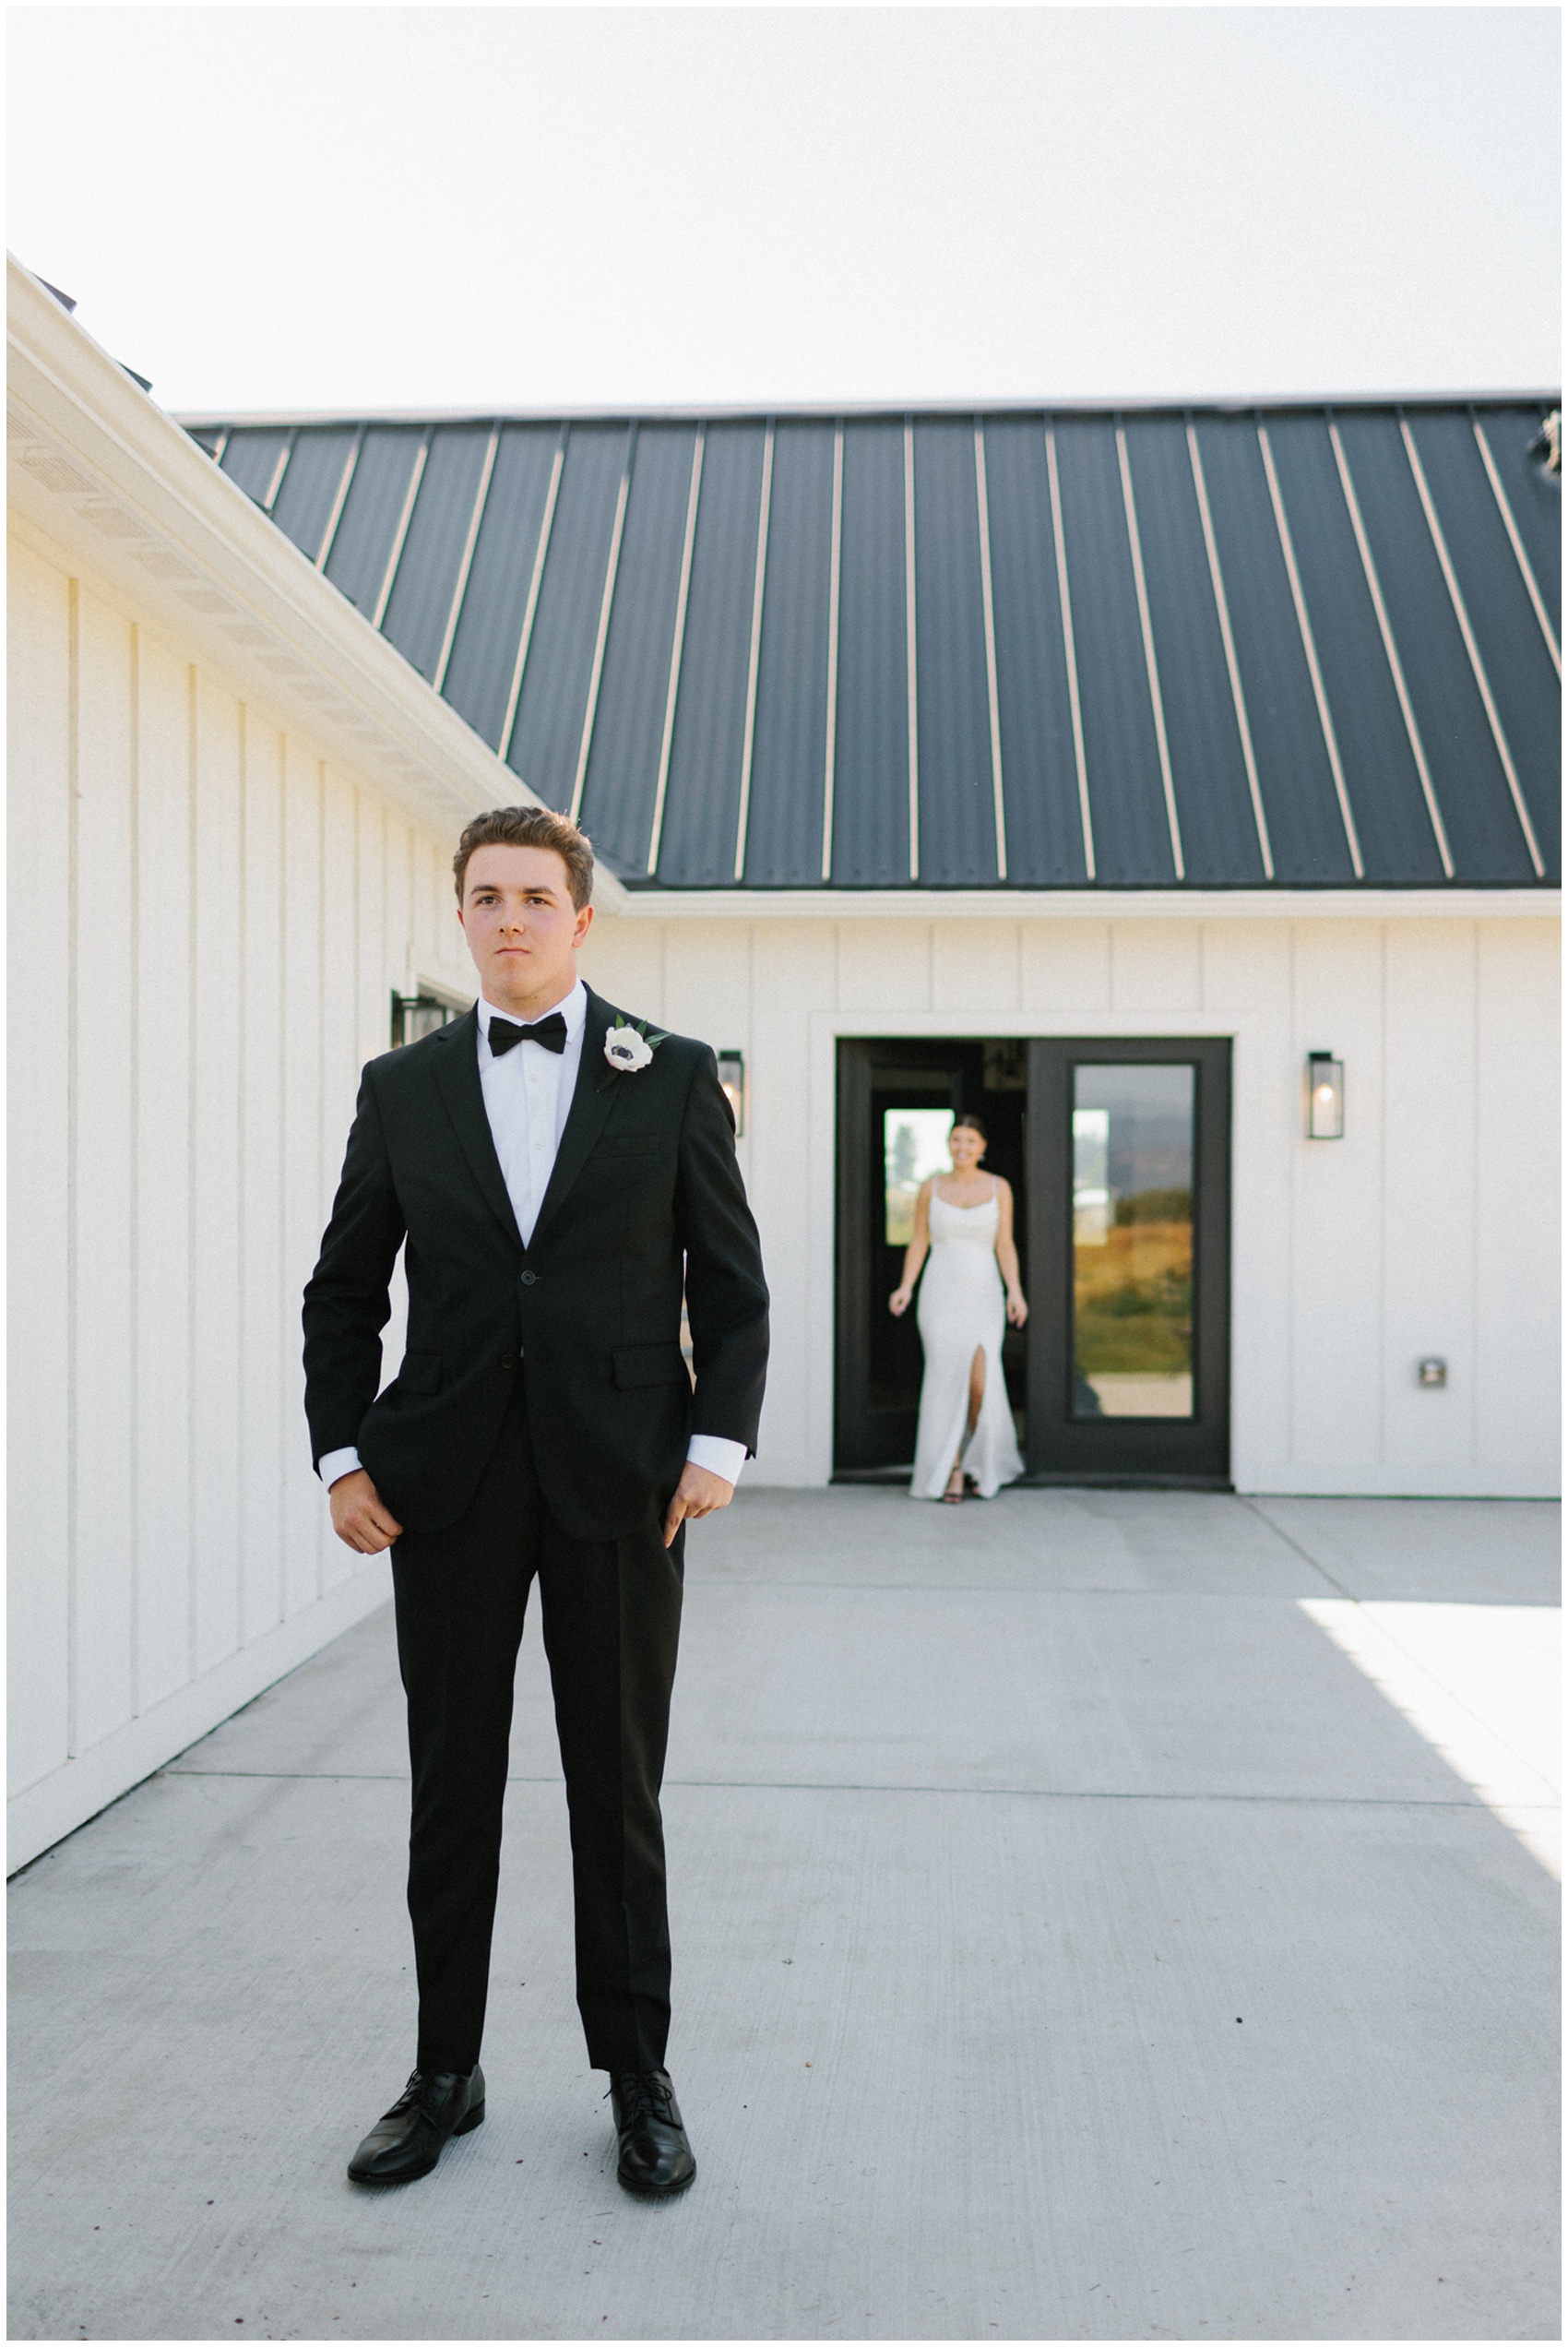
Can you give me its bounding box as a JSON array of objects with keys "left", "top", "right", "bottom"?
[{"left": 597, "top": 1133, "right": 661, "bottom": 1161}]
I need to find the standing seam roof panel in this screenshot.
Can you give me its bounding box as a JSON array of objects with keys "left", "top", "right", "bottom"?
[
  {"left": 911, "top": 419, "right": 998, "bottom": 886},
  {"left": 219, "top": 427, "right": 291, "bottom": 509},
  {"left": 440, "top": 423, "right": 561, "bottom": 752},
  {"left": 268, "top": 426, "right": 358, "bottom": 566},
  {"left": 655, "top": 422, "right": 767, "bottom": 886},
  {"left": 578, "top": 423, "right": 696, "bottom": 875},
  {"left": 1334, "top": 411, "right": 1535, "bottom": 884},
  {"left": 507, "top": 423, "right": 629, "bottom": 811},
  {"left": 743, "top": 420, "right": 836, "bottom": 886},
  {"left": 831, "top": 421, "right": 910, "bottom": 887},
  {"left": 323, "top": 426, "right": 424, "bottom": 618},
  {"left": 380, "top": 426, "right": 493, "bottom": 684},
  {"left": 1262, "top": 414, "right": 1445, "bottom": 884},
  {"left": 1051, "top": 417, "right": 1174, "bottom": 885},
  {"left": 1474, "top": 407, "right": 1561, "bottom": 639},
  {"left": 1122, "top": 418, "right": 1266, "bottom": 887},
  {"left": 1192, "top": 418, "right": 1356, "bottom": 884},
  {"left": 1405, "top": 411, "right": 1561, "bottom": 876},
  {"left": 980, "top": 419, "right": 1087, "bottom": 885}
]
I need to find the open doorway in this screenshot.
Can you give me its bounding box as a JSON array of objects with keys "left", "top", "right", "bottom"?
[{"left": 835, "top": 1039, "right": 1027, "bottom": 1477}]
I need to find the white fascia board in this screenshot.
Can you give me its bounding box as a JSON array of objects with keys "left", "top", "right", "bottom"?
[
  {"left": 617, "top": 887, "right": 1560, "bottom": 922},
  {"left": 6, "top": 257, "right": 629, "bottom": 912}
]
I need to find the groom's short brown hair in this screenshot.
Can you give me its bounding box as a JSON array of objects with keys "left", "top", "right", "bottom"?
[{"left": 453, "top": 804, "right": 595, "bottom": 909}]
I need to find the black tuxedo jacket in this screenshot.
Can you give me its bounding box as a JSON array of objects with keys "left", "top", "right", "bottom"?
[{"left": 302, "top": 986, "right": 769, "bottom": 1543}]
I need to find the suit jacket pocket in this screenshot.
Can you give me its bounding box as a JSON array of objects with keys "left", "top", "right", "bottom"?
[
  {"left": 398, "top": 1351, "right": 442, "bottom": 1395},
  {"left": 597, "top": 1132, "right": 660, "bottom": 1159},
  {"left": 612, "top": 1343, "right": 688, "bottom": 1390}
]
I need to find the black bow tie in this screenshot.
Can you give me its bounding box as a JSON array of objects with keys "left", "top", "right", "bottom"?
[{"left": 488, "top": 1012, "right": 567, "bottom": 1057}]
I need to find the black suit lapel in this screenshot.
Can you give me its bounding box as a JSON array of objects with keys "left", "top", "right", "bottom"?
[
  {"left": 431, "top": 1007, "right": 525, "bottom": 1251},
  {"left": 529, "top": 987, "right": 622, "bottom": 1251}
]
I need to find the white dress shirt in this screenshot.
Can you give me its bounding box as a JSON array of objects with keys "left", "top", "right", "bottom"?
[
  {"left": 478, "top": 976, "right": 590, "bottom": 1249},
  {"left": 319, "top": 980, "right": 746, "bottom": 1495}
]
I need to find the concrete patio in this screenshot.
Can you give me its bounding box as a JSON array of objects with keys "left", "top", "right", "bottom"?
[{"left": 8, "top": 1487, "right": 1560, "bottom": 2341}]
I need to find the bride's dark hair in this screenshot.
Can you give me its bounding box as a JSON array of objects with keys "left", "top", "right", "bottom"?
[{"left": 952, "top": 1112, "right": 988, "bottom": 1143}]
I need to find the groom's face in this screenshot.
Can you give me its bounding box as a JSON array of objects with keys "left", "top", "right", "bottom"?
[{"left": 458, "top": 843, "right": 593, "bottom": 1014}]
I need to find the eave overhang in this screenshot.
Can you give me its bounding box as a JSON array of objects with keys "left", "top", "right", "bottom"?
[
  {"left": 6, "top": 256, "right": 629, "bottom": 911},
  {"left": 613, "top": 887, "right": 1560, "bottom": 920}
]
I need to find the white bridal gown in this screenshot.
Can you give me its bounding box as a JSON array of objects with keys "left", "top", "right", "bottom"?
[{"left": 910, "top": 1185, "right": 1026, "bottom": 1500}]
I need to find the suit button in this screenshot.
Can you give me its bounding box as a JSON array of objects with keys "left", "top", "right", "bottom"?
[
  {"left": 499, "top": 1353, "right": 517, "bottom": 1371},
  {"left": 519, "top": 1270, "right": 537, "bottom": 1286}
]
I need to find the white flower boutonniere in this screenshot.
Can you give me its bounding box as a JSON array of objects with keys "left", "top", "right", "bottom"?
[{"left": 604, "top": 1019, "right": 662, "bottom": 1074}]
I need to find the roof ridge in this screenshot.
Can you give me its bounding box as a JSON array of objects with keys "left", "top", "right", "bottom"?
[{"left": 175, "top": 392, "right": 1562, "bottom": 430}]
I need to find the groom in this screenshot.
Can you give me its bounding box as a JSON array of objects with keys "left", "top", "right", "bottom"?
[{"left": 303, "top": 804, "right": 768, "bottom": 2197}]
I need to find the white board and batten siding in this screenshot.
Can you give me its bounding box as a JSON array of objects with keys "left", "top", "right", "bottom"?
[
  {"left": 8, "top": 532, "right": 474, "bottom": 1873},
  {"left": 580, "top": 907, "right": 1561, "bottom": 1501}
]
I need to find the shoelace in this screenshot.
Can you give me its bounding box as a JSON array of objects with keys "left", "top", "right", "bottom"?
[
  {"left": 611, "top": 2071, "right": 674, "bottom": 2126},
  {"left": 389, "top": 2070, "right": 460, "bottom": 2118}
]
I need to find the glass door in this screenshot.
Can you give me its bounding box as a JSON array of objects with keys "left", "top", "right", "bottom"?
[{"left": 1028, "top": 1039, "right": 1230, "bottom": 1483}]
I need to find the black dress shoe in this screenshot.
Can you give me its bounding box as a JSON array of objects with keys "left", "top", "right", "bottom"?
[
  {"left": 347, "top": 2065, "right": 485, "bottom": 2184},
  {"left": 610, "top": 2067, "right": 696, "bottom": 2197}
]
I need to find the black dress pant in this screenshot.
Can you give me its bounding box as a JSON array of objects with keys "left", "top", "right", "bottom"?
[{"left": 389, "top": 1381, "right": 684, "bottom": 2077}]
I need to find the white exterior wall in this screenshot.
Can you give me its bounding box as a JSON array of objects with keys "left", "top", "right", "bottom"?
[
  {"left": 578, "top": 907, "right": 1561, "bottom": 1501},
  {"left": 7, "top": 529, "right": 477, "bottom": 1872}
]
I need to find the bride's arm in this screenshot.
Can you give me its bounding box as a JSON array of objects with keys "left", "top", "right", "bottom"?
[
  {"left": 888, "top": 1180, "right": 932, "bottom": 1316},
  {"left": 994, "top": 1179, "right": 1028, "bottom": 1326}
]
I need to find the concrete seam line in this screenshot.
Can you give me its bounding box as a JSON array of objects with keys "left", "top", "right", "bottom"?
[{"left": 163, "top": 1766, "right": 1491, "bottom": 1809}]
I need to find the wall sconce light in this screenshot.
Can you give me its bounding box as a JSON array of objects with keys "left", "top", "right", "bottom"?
[
  {"left": 717, "top": 1049, "right": 745, "bottom": 1135},
  {"left": 1418, "top": 1357, "right": 1448, "bottom": 1388},
  {"left": 391, "top": 991, "right": 460, "bottom": 1048},
  {"left": 1305, "top": 1051, "right": 1344, "bottom": 1139}
]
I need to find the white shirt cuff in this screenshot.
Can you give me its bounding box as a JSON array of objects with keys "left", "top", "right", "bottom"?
[
  {"left": 686, "top": 1434, "right": 747, "bottom": 1486},
  {"left": 321, "top": 1435, "right": 746, "bottom": 1492}
]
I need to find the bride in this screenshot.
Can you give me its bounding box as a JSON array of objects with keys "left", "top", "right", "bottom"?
[{"left": 889, "top": 1114, "right": 1028, "bottom": 1502}]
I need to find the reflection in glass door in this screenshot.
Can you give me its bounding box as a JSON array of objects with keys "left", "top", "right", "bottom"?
[
  {"left": 885, "top": 1107, "right": 956, "bottom": 1249},
  {"left": 1072, "top": 1064, "right": 1194, "bottom": 1420},
  {"left": 1028, "top": 1037, "right": 1230, "bottom": 1483}
]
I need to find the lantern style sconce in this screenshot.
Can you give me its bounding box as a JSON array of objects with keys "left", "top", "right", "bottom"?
[
  {"left": 1418, "top": 1358, "right": 1448, "bottom": 1388},
  {"left": 391, "top": 990, "right": 459, "bottom": 1048},
  {"left": 717, "top": 1049, "right": 745, "bottom": 1135},
  {"left": 1305, "top": 1051, "right": 1344, "bottom": 1139}
]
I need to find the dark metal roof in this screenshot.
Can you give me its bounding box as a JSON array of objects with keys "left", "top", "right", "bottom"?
[{"left": 184, "top": 401, "right": 1561, "bottom": 889}]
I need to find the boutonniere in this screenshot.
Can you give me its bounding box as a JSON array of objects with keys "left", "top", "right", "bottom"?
[{"left": 603, "top": 1018, "right": 666, "bottom": 1075}]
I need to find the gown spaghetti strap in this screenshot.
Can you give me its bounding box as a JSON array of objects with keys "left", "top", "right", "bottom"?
[{"left": 909, "top": 1185, "right": 1025, "bottom": 1500}]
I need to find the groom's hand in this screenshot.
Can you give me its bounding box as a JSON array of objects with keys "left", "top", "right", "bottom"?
[
  {"left": 329, "top": 1469, "right": 404, "bottom": 1554},
  {"left": 662, "top": 1462, "right": 734, "bottom": 1548}
]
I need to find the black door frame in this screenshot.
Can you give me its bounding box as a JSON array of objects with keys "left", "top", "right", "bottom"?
[
  {"left": 834, "top": 1037, "right": 1012, "bottom": 1476},
  {"left": 1025, "top": 1036, "right": 1232, "bottom": 1484},
  {"left": 834, "top": 1032, "right": 1231, "bottom": 1486}
]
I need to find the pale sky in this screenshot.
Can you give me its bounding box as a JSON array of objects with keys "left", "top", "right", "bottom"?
[{"left": 8, "top": 6, "right": 1561, "bottom": 414}]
